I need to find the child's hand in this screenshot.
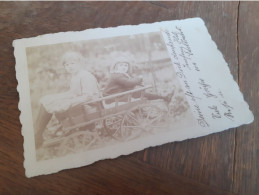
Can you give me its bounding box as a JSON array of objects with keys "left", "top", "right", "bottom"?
[{"left": 137, "top": 75, "right": 143, "bottom": 85}]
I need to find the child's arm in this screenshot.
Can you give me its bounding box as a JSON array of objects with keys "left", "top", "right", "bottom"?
[
  {"left": 113, "top": 74, "right": 142, "bottom": 88},
  {"left": 69, "top": 71, "right": 100, "bottom": 107}
]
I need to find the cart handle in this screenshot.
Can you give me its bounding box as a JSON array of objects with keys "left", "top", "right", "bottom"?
[{"left": 81, "top": 85, "right": 152, "bottom": 106}]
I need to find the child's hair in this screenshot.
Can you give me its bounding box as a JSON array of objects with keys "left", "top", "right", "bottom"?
[
  {"left": 114, "top": 62, "right": 130, "bottom": 72},
  {"left": 111, "top": 61, "right": 132, "bottom": 74},
  {"left": 61, "top": 51, "right": 84, "bottom": 66},
  {"left": 109, "top": 53, "right": 133, "bottom": 74}
]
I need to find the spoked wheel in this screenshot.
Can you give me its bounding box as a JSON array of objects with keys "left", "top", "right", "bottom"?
[
  {"left": 167, "top": 101, "right": 189, "bottom": 118},
  {"left": 167, "top": 104, "right": 175, "bottom": 117},
  {"left": 57, "top": 131, "right": 98, "bottom": 156},
  {"left": 104, "top": 114, "right": 124, "bottom": 139},
  {"left": 120, "top": 104, "right": 165, "bottom": 141}
]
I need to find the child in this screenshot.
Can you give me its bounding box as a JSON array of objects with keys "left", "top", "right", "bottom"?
[
  {"left": 35, "top": 51, "right": 99, "bottom": 149},
  {"left": 104, "top": 59, "right": 174, "bottom": 103}
]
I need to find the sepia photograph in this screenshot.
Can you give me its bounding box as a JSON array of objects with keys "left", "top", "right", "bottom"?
[
  {"left": 2, "top": 1, "right": 256, "bottom": 193},
  {"left": 26, "top": 32, "right": 195, "bottom": 161},
  {"left": 13, "top": 17, "right": 254, "bottom": 178}
]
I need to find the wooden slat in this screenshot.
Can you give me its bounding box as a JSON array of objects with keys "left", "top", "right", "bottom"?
[
  {"left": 233, "top": 2, "right": 259, "bottom": 195},
  {"left": 1, "top": 156, "right": 236, "bottom": 195}
]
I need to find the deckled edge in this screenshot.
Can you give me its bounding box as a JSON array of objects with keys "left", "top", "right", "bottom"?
[
  {"left": 13, "top": 17, "right": 201, "bottom": 178},
  {"left": 196, "top": 18, "right": 254, "bottom": 125},
  {"left": 13, "top": 17, "right": 254, "bottom": 177},
  {"left": 13, "top": 17, "right": 199, "bottom": 45},
  {"left": 13, "top": 41, "right": 26, "bottom": 176}
]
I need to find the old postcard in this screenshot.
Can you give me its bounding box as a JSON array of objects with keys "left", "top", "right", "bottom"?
[{"left": 13, "top": 18, "right": 254, "bottom": 177}]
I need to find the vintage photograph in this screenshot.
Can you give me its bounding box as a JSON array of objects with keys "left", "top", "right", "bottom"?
[{"left": 26, "top": 32, "right": 194, "bottom": 161}]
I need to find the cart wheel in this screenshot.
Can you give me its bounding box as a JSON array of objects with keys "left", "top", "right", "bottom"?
[
  {"left": 168, "top": 101, "right": 189, "bottom": 118},
  {"left": 104, "top": 115, "right": 124, "bottom": 138},
  {"left": 57, "top": 131, "right": 98, "bottom": 156},
  {"left": 120, "top": 104, "right": 165, "bottom": 141},
  {"left": 167, "top": 104, "right": 175, "bottom": 117}
]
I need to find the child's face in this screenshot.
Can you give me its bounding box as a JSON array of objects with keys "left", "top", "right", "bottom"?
[
  {"left": 64, "top": 60, "right": 80, "bottom": 74},
  {"left": 115, "top": 62, "right": 129, "bottom": 73}
]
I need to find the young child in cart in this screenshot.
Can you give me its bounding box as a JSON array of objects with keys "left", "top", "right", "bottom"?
[
  {"left": 103, "top": 57, "right": 174, "bottom": 103},
  {"left": 34, "top": 52, "right": 99, "bottom": 149}
]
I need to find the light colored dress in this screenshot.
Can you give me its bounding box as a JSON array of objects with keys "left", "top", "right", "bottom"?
[{"left": 40, "top": 70, "right": 99, "bottom": 113}]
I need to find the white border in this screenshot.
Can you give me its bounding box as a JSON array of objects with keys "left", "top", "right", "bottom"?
[{"left": 14, "top": 18, "right": 254, "bottom": 177}]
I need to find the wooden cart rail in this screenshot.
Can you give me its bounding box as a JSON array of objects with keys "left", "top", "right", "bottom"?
[
  {"left": 78, "top": 85, "right": 153, "bottom": 108},
  {"left": 52, "top": 85, "right": 153, "bottom": 133}
]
